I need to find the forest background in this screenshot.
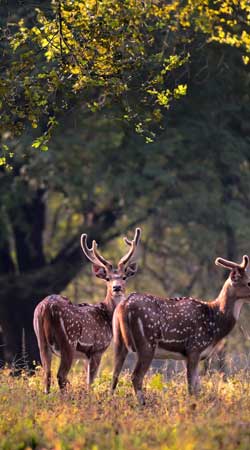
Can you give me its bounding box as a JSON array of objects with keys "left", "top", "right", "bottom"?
[{"left": 1, "top": 0, "right": 250, "bottom": 372}]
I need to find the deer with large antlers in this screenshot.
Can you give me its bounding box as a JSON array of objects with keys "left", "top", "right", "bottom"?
[
  {"left": 33, "top": 228, "right": 141, "bottom": 393},
  {"left": 111, "top": 255, "right": 250, "bottom": 405}
]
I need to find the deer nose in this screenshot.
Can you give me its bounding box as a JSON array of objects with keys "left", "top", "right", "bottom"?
[{"left": 113, "top": 285, "right": 122, "bottom": 292}]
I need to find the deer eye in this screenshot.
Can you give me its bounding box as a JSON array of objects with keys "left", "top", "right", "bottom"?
[
  {"left": 123, "top": 276, "right": 126, "bottom": 280},
  {"left": 106, "top": 277, "right": 110, "bottom": 281}
]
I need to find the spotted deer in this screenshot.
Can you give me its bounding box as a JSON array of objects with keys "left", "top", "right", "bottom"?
[
  {"left": 33, "top": 228, "right": 141, "bottom": 393},
  {"left": 111, "top": 255, "right": 250, "bottom": 405}
]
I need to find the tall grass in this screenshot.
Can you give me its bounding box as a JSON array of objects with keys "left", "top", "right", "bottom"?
[{"left": 0, "top": 362, "right": 250, "bottom": 450}]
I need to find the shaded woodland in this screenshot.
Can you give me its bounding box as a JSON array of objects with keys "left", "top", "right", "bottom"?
[{"left": 0, "top": 0, "right": 250, "bottom": 369}]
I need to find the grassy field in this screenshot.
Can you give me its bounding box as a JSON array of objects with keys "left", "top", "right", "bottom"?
[{"left": 0, "top": 364, "right": 250, "bottom": 450}]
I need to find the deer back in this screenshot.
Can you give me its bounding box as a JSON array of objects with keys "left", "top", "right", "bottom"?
[
  {"left": 114, "top": 293, "right": 234, "bottom": 359},
  {"left": 34, "top": 295, "right": 113, "bottom": 358}
]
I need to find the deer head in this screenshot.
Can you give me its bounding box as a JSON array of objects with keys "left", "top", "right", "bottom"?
[
  {"left": 80, "top": 228, "right": 141, "bottom": 305},
  {"left": 215, "top": 255, "right": 250, "bottom": 300}
]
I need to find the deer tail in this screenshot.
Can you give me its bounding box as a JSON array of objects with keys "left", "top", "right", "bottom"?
[{"left": 33, "top": 301, "right": 51, "bottom": 355}]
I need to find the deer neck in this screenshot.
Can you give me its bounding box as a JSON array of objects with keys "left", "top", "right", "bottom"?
[
  {"left": 103, "top": 292, "right": 126, "bottom": 318},
  {"left": 215, "top": 279, "right": 244, "bottom": 322}
]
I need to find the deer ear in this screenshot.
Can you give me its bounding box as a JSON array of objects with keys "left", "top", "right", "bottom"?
[
  {"left": 125, "top": 262, "right": 138, "bottom": 279},
  {"left": 242, "top": 255, "right": 249, "bottom": 270},
  {"left": 92, "top": 265, "right": 107, "bottom": 280},
  {"left": 230, "top": 268, "right": 243, "bottom": 284},
  {"left": 215, "top": 258, "right": 226, "bottom": 267}
]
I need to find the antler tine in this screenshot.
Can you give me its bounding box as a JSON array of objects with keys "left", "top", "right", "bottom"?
[
  {"left": 80, "top": 234, "right": 107, "bottom": 269},
  {"left": 215, "top": 255, "right": 249, "bottom": 271},
  {"left": 124, "top": 227, "right": 141, "bottom": 247},
  {"left": 92, "top": 240, "right": 113, "bottom": 270},
  {"left": 118, "top": 228, "right": 141, "bottom": 268}
]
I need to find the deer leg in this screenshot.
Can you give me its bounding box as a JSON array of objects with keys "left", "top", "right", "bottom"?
[
  {"left": 131, "top": 350, "right": 154, "bottom": 406},
  {"left": 40, "top": 346, "right": 52, "bottom": 394},
  {"left": 186, "top": 352, "right": 201, "bottom": 395},
  {"left": 203, "top": 356, "right": 211, "bottom": 375},
  {"left": 34, "top": 314, "right": 52, "bottom": 393},
  {"left": 57, "top": 346, "right": 74, "bottom": 391},
  {"left": 111, "top": 337, "right": 128, "bottom": 393},
  {"left": 86, "top": 352, "right": 102, "bottom": 389}
]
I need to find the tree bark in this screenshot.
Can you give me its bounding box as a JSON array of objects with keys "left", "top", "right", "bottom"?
[{"left": 9, "top": 188, "right": 46, "bottom": 272}]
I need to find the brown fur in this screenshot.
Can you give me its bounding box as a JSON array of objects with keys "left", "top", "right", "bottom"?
[
  {"left": 111, "top": 255, "right": 250, "bottom": 404},
  {"left": 34, "top": 229, "right": 141, "bottom": 393}
]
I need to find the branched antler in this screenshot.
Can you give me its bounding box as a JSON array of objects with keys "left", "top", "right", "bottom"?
[
  {"left": 118, "top": 228, "right": 141, "bottom": 269},
  {"left": 80, "top": 234, "right": 112, "bottom": 269}
]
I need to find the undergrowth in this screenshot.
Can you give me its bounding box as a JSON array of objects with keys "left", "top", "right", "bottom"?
[{"left": 0, "top": 365, "right": 250, "bottom": 450}]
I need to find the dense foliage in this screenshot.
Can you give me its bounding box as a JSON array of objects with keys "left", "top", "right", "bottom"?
[
  {"left": 1, "top": 0, "right": 250, "bottom": 153},
  {"left": 0, "top": 0, "right": 250, "bottom": 367}
]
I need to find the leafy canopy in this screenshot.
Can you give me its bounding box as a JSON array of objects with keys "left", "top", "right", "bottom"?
[{"left": 1, "top": 0, "right": 250, "bottom": 158}]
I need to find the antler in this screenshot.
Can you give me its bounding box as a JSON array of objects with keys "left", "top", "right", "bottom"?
[
  {"left": 118, "top": 228, "right": 141, "bottom": 269},
  {"left": 92, "top": 241, "right": 113, "bottom": 270},
  {"left": 80, "top": 234, "right": 112, "bottom": 270},
  {"left": 215, "top": 255, "right": 249, "bottom": 271}
]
